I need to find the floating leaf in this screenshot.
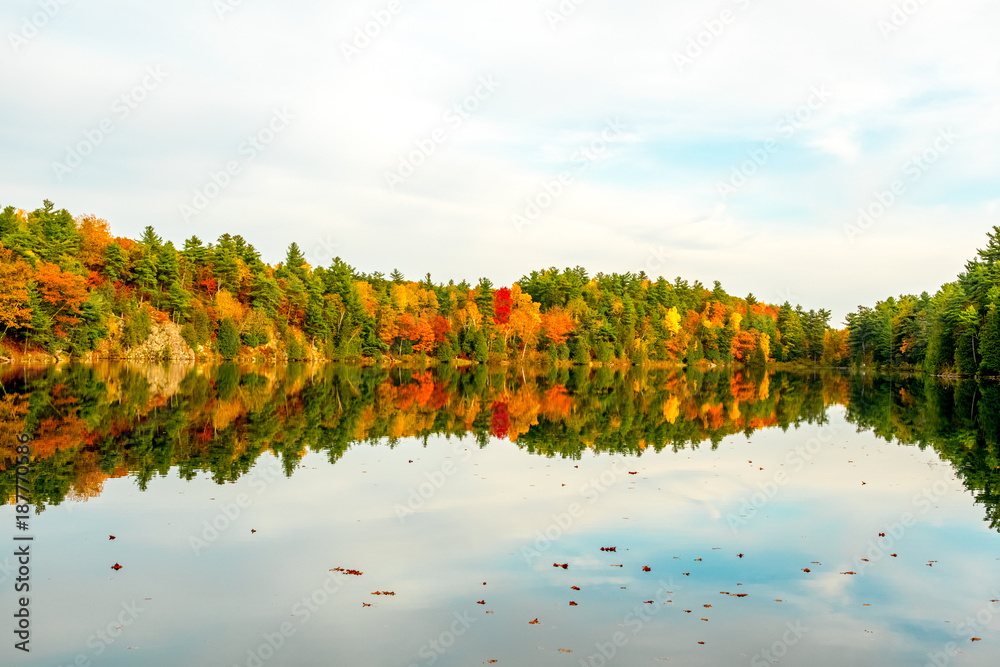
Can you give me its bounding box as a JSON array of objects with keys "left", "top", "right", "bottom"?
[
  {"left": 971, "top": 637, "right": 982, "bottom": 642},
  {"left": 477, "top": 600, "right": 485, "bottom": 605},
  {"left": 600, "top": 547, "right": 617, "bottom": 552},
  {"left": 110, "top": 563, "right": 123, "bottom": 571},
  {"left": 840, "top": 572, "right": 857, "bottom": 575},
  {"left": 108, "top": 535, "right": 116, "bottom": 540},
  {"left": 642, "top": 566, "right": 651, "bottom": 572},
  {"left": 802, "top": 568, "right": 811, "bottom": 573},
  {"left": 569, "top": 601, "right": 578, "bottom": 606},
  {"left": 558, "top": 649, "right": 572, "bottom": 653},
  {"left": 529, "top": 618, "right": 539, "bottom": 625},
  {"left": 571, "top": 586, "right": 580, "bottom": 591},
  {"left": 553, "top": 563, "right": 568, "bottom": 569}
]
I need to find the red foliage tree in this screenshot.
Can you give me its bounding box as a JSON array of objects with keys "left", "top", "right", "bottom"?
[{"left": 493, "top": 287, "right": 512, "bottom": 325}]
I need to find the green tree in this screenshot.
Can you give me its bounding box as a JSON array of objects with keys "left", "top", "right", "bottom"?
[{"left": 217, "top": 317, "right": 240, "bottom": 359}]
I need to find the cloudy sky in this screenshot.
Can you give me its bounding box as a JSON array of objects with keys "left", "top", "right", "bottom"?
[{"left": 2, "top": 0, "right": 998, "bottom": 323}]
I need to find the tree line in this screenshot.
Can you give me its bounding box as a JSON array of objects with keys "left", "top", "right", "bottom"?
[
  {"left": 845, "top": 226, "right": 1000, "bottom": 376},
  {"left": 1, "top": 200, "right": 850, "bottom": 366}
]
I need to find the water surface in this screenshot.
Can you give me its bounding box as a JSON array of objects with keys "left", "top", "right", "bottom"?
[{"left": 2, "top": 364, "right": 998, "bottom": 666}]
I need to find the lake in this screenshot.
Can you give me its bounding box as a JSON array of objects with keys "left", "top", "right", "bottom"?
[{"left": 2, "top": 363, "right": 999, "bottom": 666}]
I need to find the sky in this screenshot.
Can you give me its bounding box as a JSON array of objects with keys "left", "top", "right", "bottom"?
[{"left": 1, "top": 0, "right": 998, "bottom": 324}]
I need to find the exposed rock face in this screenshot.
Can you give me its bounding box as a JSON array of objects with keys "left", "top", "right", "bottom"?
[{"left": 118, "top": 320, "right": 195, "bottom": 361}]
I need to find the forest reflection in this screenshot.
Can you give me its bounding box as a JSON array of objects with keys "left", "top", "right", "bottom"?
[{"left": 1, "top": 363, "right": 997, "bottom": 528}]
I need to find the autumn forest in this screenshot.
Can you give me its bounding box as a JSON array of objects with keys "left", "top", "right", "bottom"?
[{"left": 1, "top": 202, "right": 999, "bottom": 377}]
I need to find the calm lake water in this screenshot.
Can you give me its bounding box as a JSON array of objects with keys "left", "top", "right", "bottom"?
[{"left": 2, "top": 363, "right": 999, "bottom": 666}]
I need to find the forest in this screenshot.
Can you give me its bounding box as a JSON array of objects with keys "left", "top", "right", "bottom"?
[
  {"left": 844, "top": 226, "right": 1000, "bottom": 376},
  {"left": 0, "top": 201, "right": 847, "bottom": 367}
]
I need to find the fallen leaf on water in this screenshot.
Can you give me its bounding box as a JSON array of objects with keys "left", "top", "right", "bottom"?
[
  {"left": 863, "top": 604, "right": 871, "bottom": 606},
  {"left": 477, "top": 600, "right": 485, "bottom": 605},
  {"left": 362, "top": 603, "right": 371, "bottom": 607},
  {"left": 879, "top": 533, "right": 885, "bottom": 537},
  {"left": 683, "top": 610, "right": 692, "bottom": 613},
  {"left": 891, "top": 554, "right": 898, "bottom": 557},
  {"left": 487, "top": 661, "right": 498, "bottom": 664},
  {"left": 775, "top": 599, "right": 783, "bottom": 602},
  {"left": 554, "top": 563, "right": 568, "bottom": 569},
  {"left": 697, "top": 641, "right": 705, "bottom": 644},
  {"left": 703, "top": 604, "right": 712, "bottom": 608},
  {"left": 840, "top": 572, "right": 857, "bottom": 575},
  {"left": 251, "top": 529, "right": 256, "bottom": 534},
  {"left": 371, "top": 591, "right": 395, "bottom": 596},
  {"left": 643, "top": 566, "right": 651, "bottom": 572},
  {"left": 861, "top": 558, "right": 869, "bottom": 562},
  {"left": 694, "top": 558, "right": 702, "bottom": 562},
  {"left": 611, "top": 564, "right": 623, "bottom": 568},
  {"left": 971, "top": 638, "right": 981, "bottom": 642},
  {"left": 732, "top": 593, "right": 748, "bottom": 598},
  {"left": 569, "top": 601, "right": 578, "bottom": 606},
  {"left": 109, "top": 536, "right": 116, "bottom": 540},
  {"left": 529, "top": 618, "right": 540, "bottom": 625},
  {"left": 571, "top": 586, "right": 580, "bottom": 591},
  {"left": 111, "top": 563, "right": 123, "bottom": 571},
  {"left": 628, "top": 472, "right": 638, "bottom": 475},
  {"left": 701, "top": 618, "right": 708, "bottom": 621},
  {"left": 802, "top": 568, "right": 811, "bottom": 573},
  {"left": 601, "top": 547, "right": 617, "bottom": 552},
  {"left": 558, "top": 649, "right": 572, "bottom": 653},
  {"left": 737, "top": 553, "right": 744, "bottom": 558},
  {"left": 720, "top": 591, "right": 730, "bottom": 595},
  {"left": 644, "top": 600, "right": 654, "bottom": 604},
  {"left": 682, "top": 572, "right": 690, "bottom": 576}
]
